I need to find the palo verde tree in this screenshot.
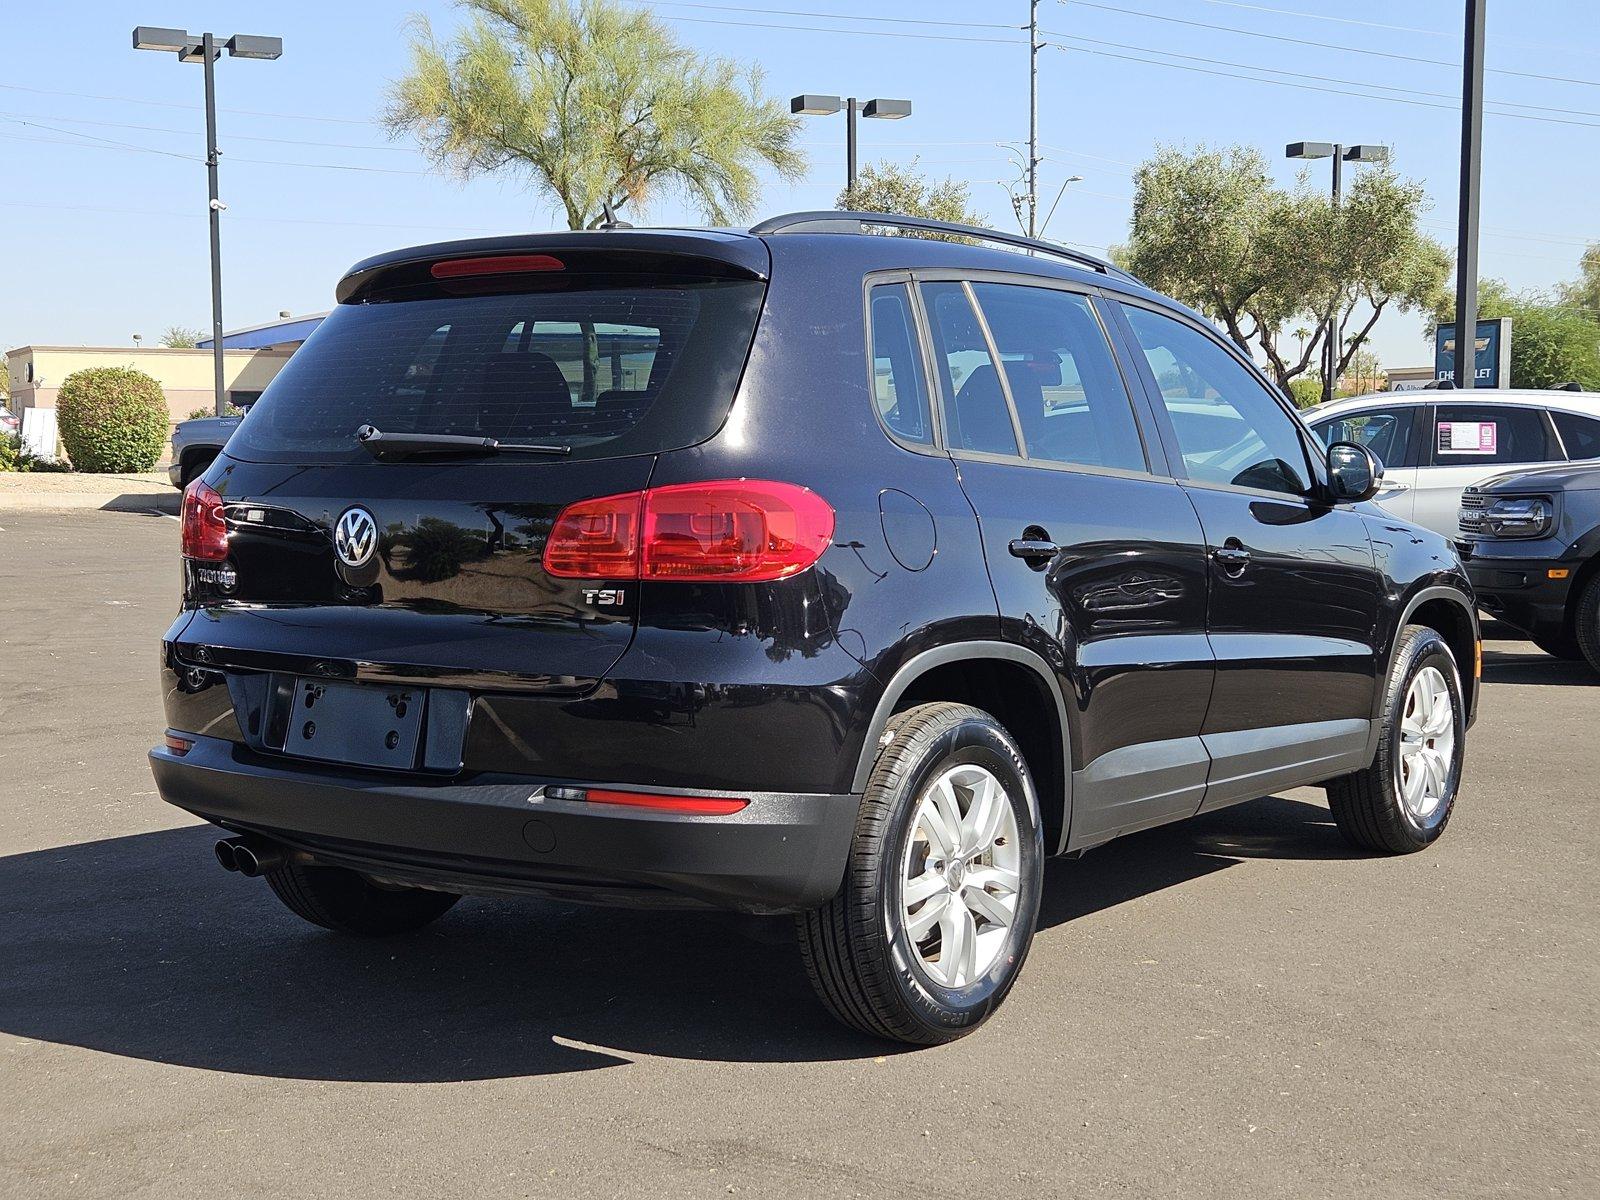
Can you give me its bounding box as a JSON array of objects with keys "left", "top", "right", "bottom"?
[
  {"left": 1122, "top": 144, "right": 1449, "bottom": 390},
  {"left": 386, "top": 0, "right": 805, "bottom": 231},
  {"left": 837, "top": 160, "right": 987, "bottom": 235}
]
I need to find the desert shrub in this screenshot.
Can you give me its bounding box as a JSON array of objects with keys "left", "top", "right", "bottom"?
[
  {"left": 1288, "top": 378, "right": 1324, "bottom": 409},
  {"left": 0, "top": 431, "right": 72, "bottom": 473},
  {"left": 55, "top": 366, "right": 170, "bottom": 472}
]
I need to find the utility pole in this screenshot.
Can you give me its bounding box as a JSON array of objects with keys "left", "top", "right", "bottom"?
[
  {"left": 1028, "top": 0, "right": 1040, "bottom": 237},
  {"left": 1455, "top": 0, "right": 1487, "bottom": 391},
  {"left": 201, "top": 32, "right": 226, "bottom": 418}
]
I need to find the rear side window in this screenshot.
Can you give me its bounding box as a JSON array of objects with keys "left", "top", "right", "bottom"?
[
  {"left": 922, "top": 281, "right": 1018, "bottom": 456},
  {"left": 1434, "top": 404, "right": 1558, "bottom": 466},
  {"left": 1552, "top": 410, "right": 1600, "bottom": 459},
  {"left": 1314, "top": 407, "right": 1417, "bottom": 469},
  {"left": 969, "top": 283, "right": 1146, "bottom": 472},
  {"left": 867, "top": 284, "right": 933, "bottom": 445},
  {"left": 227, "top": 276, "right": 764, "bottom": 464}
]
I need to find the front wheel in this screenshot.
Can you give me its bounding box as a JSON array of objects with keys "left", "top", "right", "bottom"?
[
  {"left": 1326, "top": 625, "right": 1465, "bottom": 854},
  {"left": 796, "top": 702, "right": 1044, "bottom": 1045}
]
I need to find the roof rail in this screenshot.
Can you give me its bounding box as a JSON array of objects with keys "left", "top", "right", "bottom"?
[{"left": 749, "top": 210, "right": 1139, "bottom": 283}]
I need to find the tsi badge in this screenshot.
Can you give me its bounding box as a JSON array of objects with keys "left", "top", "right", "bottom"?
[
  {"left": 582, "top": 587, "right": 626, "bottom": 608},
  {"left": 333, "top": 505, "right": 381, "bottom": 585}
]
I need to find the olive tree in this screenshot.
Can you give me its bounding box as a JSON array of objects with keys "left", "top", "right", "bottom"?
[{"left": 1122, "top": 144, "right": 1449, "bottom": 389}]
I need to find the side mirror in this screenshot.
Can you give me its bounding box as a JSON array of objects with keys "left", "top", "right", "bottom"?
[{"left": 1327, "top": 441, "right": 1381, "bottom": 503}]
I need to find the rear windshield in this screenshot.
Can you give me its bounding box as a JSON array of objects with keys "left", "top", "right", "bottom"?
[{"left": 226, "top": 275, "right": 764, "bottom": 464}]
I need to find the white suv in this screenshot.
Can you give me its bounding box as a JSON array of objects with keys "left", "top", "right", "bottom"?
[{"left": 1307, "top": 389, "right": 1600, "bottom": 537}]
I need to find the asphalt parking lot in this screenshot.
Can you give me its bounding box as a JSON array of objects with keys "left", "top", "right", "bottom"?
[{"left": 2, "top": 509, "right": 1596, "bottom": 1199}]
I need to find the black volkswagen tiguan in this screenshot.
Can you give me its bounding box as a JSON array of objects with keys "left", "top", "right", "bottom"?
[{"left": 151, "top": 212, "right": 1479, "bottom": 1043}]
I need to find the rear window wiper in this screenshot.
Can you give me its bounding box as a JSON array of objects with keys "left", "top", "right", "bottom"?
[{"left": 356, "top": 424, "right": 570, "bottom": 460}]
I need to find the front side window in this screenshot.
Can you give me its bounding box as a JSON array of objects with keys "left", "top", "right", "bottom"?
[
  {"left": 1123, "top": 305, "right": 1310, "bottom": 496},
  {"left": 922, "top": 281, "right": 1018, "bottom": 456},
  {"left": 1314, "top": 407, "right": 1417, "bottom": 470},
  {"left": 867, "top": 283, "right": 933, "bottom": 445},
  {"left": 968, "top": 283, "right": 1146, "bottom": 472},
  {"left": 1434, "top": 404, "right": 1558, "bottom": 466}
]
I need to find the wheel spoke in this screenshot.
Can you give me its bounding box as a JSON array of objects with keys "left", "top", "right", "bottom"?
[
  {"left": 906, "top": 891, "right": 950, "bottom": 940},
  {"left": 928, "top": 780, "right": 963, "bottom": 855},
  {"left": 965, "top": 864, "right": 1020, "bottom": 895},
  {"left": 904, "top": 870, "right": 946, "bottom": 907},
  {"left": 940, "top": 901, "right": 977, "bottom": 986},
  {"left": 1424, "top": 692, "right": 1453, "bottom": 738},
  {"left": 962, "top": 881, "right": 1015, "bottom": 929},
  {"left": 961, "top": 772, "right": 1005, "bottom": 851},
  {"left": 919, "top": 796, "right": 958, "bottom": 859}
]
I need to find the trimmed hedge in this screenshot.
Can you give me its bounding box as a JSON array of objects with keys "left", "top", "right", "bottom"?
[{"left": 56, "top": 366, "right": 170, "bottom": 472}]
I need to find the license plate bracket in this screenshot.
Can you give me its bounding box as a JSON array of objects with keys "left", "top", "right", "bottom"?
[{"left": 284, "top": 679, "right": 425, "bottom": 769}]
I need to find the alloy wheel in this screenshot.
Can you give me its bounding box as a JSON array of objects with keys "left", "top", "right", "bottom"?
[
  {"left": 1395, "top": 665, "right": 1456, "bottom": 825},
  {"left": 899, "top": 764, "right": 1022, "bottom": 988}
]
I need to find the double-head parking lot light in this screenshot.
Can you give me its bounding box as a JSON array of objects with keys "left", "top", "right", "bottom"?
[
  {"left": 791, "top": 93, "right": 913, "bottom": 194},
  {"left": 133, "top": 27, "right": 283, "bottom": 417}
]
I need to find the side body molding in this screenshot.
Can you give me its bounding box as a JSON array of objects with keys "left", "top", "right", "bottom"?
[{"left": 851, "top": 641, "right": 1074, "bottom": 852}]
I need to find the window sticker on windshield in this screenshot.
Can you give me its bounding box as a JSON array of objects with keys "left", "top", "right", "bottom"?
[{"left": 1438, "top": 420, "right": 1497, "bottom": 455}]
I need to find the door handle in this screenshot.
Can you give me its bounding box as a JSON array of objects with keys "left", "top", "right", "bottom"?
[
  {"left": 1212, "top": 544, "right": 1252, "bottom": 570},
  {"left": 1008, "top": 537, "right": 1059, "bottom": 563},
  {"left": 1377, "top": 482, "right": 1410, "bottom": 494}
]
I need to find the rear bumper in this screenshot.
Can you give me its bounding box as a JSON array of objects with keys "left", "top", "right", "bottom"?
[{"left": 150, "top": 735, "right": 858, "bottom": 914}]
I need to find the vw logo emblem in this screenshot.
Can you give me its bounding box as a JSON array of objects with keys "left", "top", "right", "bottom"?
[{"left": 334, "top": 506, "right": 378, "bottom": 569}]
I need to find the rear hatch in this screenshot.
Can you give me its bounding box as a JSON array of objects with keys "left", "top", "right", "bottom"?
[{"left": 176, "top": 237, "right": 767, "bottom": 696}]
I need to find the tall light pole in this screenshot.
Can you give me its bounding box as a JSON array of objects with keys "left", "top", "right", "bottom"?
[
  {"left": 1028, "top": 0, "right": 1041, "bottom": 237},
  {"left": 791, "top": 94, "right": 913, "bottom": 196},
  {"left": 1286, "top": 141, "right": 1390, "bottom": 405},
  {"left": 1456, "top": 0, "right": 1487, "bottom": 391},
  {"left": 133, "top": 27, "right": 282, "bottom": 417}
]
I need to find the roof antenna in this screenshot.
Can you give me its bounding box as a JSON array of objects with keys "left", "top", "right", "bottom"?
[{"left": 600, "top": 199, "right": 632, "bottom": 230}]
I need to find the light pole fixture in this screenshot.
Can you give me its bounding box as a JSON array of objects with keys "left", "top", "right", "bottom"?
[
  {"left": 791, "top": 94, "right": 913, "bottom": 195},
  {"left": 1038, "top": 175, "right": 1083, "bottom": 240},
  {"left": 134, "top": 27, "right": 283, "bottom": 417},
  {"left": 1287, "top": 141, "right": 1390, "bottom": 405}
]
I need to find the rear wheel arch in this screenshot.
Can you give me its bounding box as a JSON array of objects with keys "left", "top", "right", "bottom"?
[
  {"left": 854, "top": 642, "right": 1072, "bottom": 854},
  {"left": 179, "top": 447, "right": 219, "bottom": 488}
]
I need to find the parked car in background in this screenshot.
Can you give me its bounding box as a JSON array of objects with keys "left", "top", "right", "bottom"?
[
  {"left": 168, "top": 409, "right": 247, "bottom": 489},
  {"left": 0, "top": 406, "right": 19, "bottom": 436},
  {"left": 149, "top": 212, "right": 1479, "bottom": 1044},
  {"left": 1307, "top": 389, "right": 1600, "bottom": 537},
  {"left": 1460, "top": 458, "right": 1600, "bottom": 670}
]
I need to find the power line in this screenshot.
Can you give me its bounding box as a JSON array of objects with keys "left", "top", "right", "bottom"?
[
  {"left": 644, "top": 1, "right": 1020, "bottom": 31},
  {"left": 0, "top": 109, "right": 413, "bottom": 154},
  {"left": 1057, "top": 1, "right": 1600, "bottom": 90},
  {"left": 0, "top": 80, "right": 374, "bottom": 125},
  {"left": 1046, "top": 39, "right": 1600, "bottom": 130}
]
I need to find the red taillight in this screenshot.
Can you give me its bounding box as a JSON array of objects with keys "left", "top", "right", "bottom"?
[
  {"left": 542, "top": 480, "right": 834, "bottom": 583},
  {"left": 543, "top": 491, "right": 644, "bottom": 578},
  {"left": 181, "top": 479, "right": 228, "bottom": 561},
  {"left": 430, "top": 254, "right": 565, "bottom": 279},
  {"left": 585, "top": 788, "right": 748, "bottom": 816}
]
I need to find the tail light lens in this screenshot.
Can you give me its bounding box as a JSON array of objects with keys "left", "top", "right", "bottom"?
[
  {"left": 181, "top": 479, "right": 228, "bottom": 561},
  {"left": 543, "top": 480, "right": 833, "bottom": 582}
]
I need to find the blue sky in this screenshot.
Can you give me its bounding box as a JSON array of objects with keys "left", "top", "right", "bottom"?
[{"left": 4, "top": 0, "right": 1598, "bottom": 370}]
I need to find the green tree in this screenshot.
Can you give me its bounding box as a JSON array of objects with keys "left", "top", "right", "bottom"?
[
  {"left": 1432, "top": 282, "right": 1600, "bottom": 391},
  {"left": 386, "top": 0, "right": 803, "bottom": 230},
  {"left": 1562, "top": 242, "right": 1600, "bottom": 321},
  {"left": 837, "top": 160, "right": 987, "bottom": 238},
  {"left": 160, "top": 325, "right": 203, "bottom": 349},
  {"left": 1122, "top": 144, "right": 1449, "bottom": 389},
  {"left": 55, "top": 366, "right": 171, "bottom": 473}
]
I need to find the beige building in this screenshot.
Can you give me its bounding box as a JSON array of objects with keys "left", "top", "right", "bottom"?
[{"left": 5, "top": 345, "right": 295, "bottom": 423}]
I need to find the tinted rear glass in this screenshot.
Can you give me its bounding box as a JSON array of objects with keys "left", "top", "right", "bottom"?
[{"left": 227, "top": 276, "right": 764, "bottom": 464}]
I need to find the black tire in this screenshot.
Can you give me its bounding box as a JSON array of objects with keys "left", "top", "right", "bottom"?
[
  {"left": 1575, "top": 574, "right": 1600, "bottom": 674},
  {"left": 264, "top": 860, "right": 460, "bottom": 936},
  {"left": 796, "top": 702, "right": 1044, "bottom": 1045},
  {"left": 1325, "top": 625, "right": 1465, "bottom": 854},
  {"left": 179, "top": 450, "right": 217, "bottom": 490},
  {"left": 1531, "top": 629, "right": 1584, "bottom": 661}
]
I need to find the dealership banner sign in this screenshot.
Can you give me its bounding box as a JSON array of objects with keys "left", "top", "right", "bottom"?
[{"left": 1435, "top": 317, "right": 1512, "bottom": 388}]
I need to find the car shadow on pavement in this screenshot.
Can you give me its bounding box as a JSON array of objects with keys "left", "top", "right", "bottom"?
[
  {"left": 1480, "top": 649, "right": 1595, "bottom": 687},
  {"left": 0, "top": 795, "right": 1347, "bottom": 1081}
]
